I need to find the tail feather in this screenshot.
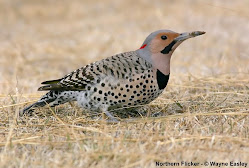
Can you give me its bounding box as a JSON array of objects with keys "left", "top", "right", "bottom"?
[
  {"left": 38, "top": 84, "right": 63, "bottom": 91},
  {"left": 21, "top": 91, "right": 59, "bottom": 116},
  {"left": 20, "top": 101, "right": 48, "bottom": 116},
  {"left": 41, "top": 79, "right": 61, "bottom": 85},
  {"left": 21, "top": 90, "right": 78, "bottom": 116}
]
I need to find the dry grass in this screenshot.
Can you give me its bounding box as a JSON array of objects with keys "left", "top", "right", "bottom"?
[{"left": 0, "top": 0, "right": 249, "bottom": 167}]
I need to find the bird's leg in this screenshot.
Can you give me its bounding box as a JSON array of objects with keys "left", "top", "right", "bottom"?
[
  {"left": 101, "top": 107, "right": 120, "bottom": 123},
  {"left": 69, "top": 102, "right": 74, "bottom": 107}
]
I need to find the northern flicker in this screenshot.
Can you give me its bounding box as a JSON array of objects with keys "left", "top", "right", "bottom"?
[{"left": 22, "top": 30, "right": 205, "bottom": 121}]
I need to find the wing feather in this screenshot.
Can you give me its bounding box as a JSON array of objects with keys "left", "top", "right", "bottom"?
[{"left": 38, "top": 51, "right": 152, "bottom": 92}]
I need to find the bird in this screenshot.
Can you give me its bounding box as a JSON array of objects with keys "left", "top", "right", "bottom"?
[{"left": 21, "top": 30, "right": 205, "bottom": 121}]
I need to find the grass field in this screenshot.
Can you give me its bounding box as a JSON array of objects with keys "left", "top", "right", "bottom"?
[{"left": 0, "top": 0, "right": 248, "bottom": 167}]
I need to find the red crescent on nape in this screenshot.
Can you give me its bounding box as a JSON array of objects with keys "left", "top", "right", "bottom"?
[{"left": 140, "top": 44, "right": 147, "bottom": 49}]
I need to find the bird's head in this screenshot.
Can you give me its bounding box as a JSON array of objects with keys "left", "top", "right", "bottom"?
[{"left": 136, "top": 30, "right": 205, "bottom": 75}]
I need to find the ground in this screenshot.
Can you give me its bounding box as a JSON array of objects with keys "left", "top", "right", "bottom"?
[{"left": 0, "top": 0, "right": 248, "bottom": 167}]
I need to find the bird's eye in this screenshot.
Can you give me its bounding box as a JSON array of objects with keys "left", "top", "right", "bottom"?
[{"left": 161, "top": 35, "right": 167, "bottom": 40}]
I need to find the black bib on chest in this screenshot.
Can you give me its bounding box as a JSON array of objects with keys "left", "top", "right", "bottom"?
[{"left": 156, "top": 70, "right": 170, "bottom": 90}]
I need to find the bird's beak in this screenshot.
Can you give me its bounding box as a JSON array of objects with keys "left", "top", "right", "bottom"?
[{"left": 174, "top": 31, "right": 205, "bottom": 42}]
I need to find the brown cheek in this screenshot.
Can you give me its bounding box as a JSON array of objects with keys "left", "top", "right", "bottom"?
[
  {"left": 150, "top": 33, "right": 180, "bottom": 53},
  {"left": 150, "top": 39, "right": 169, "bottom": 53},
  {"left": 168, "top": 33, "right": 180, "bottom": 40}
]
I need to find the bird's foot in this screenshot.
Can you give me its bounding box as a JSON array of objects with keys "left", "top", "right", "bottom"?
[{"left": 99, "top": 110, "right": 120, "bottom": 123}]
